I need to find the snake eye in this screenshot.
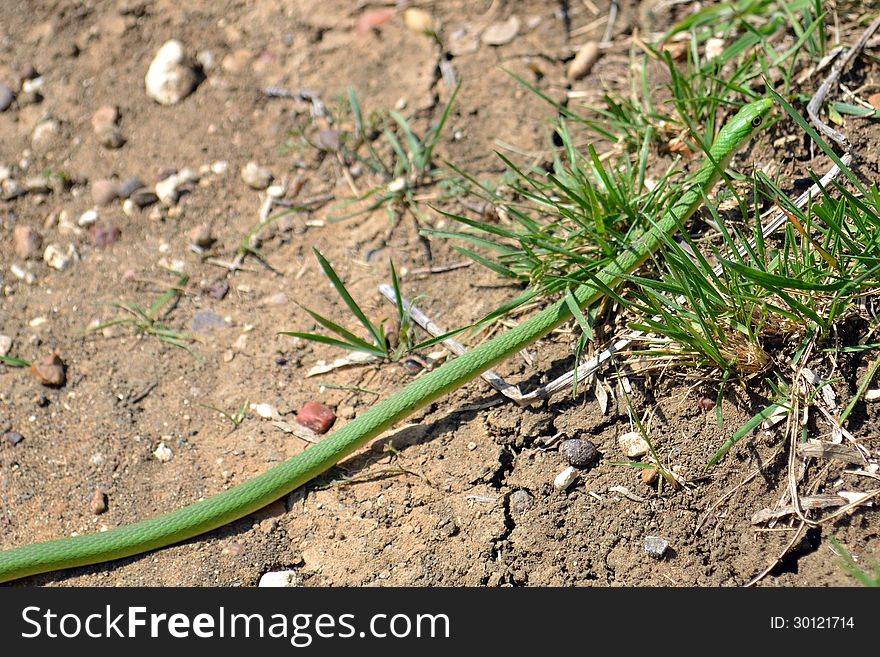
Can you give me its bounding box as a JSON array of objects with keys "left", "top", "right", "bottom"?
[{"left": 751, "top": 116, "right": 763, "bottom": 127}]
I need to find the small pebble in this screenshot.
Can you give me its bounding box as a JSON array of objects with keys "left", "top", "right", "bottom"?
[
  {"left": 404, "top": 8, "right": 437, "bottom": 35},
  {"left": 644, "top": 535, "right": 669, "bottom": 559},
  {"left": 296, "top": 401, "right": 336, "bottom": 434},
  {"left": 482, "top": 16, "right": 521, "bottom": 45},
  {"left": 191, "top": 310, "right": 226, "bottom": 333},
  {"left": 91, "top": 179, "right": 119, "bottom": 206},
  {"left": 4, "top": 431, "right": 24, "bottom": 446},
  {"left": 210, "top": 160, "right": 228, "bottom": 175},
  {"left": 253, "top": 403, "right": 276, "bottom": 419},
  {"left": 90, "top": 488, "right": 108, "bottom": 515},
  {"left": 0, "top": 335, "right": 12, "bottom": 356},
  {"left": 188, "top": 223, "right": 214, "bottom": 247},
  {"left": 508, "top": 489, "right": 534, "bottom": 517},
  {"left": 43, "top": 243, "right": 72, "bottom": 270},
  {"left": 155, "top": 175, "right": 182, "bottom": 206},
  {"left": 705, "top": 37, "right": 725, "bottom": 61},
  {"left": 618, "top": 431, "right": 650, "bottom": 458},
  {"left": 91, "top": 105, "right": 119, "bottom": 131},
  {"left": 30, "top": 353, "right": 66, "bottom": 387},
  {"left": 553, "top": 465, "right": 579, "bottom": 491},
  {"left": 641, "top": 467, "right": 660, "bottom": 486},
  {"left": 206, "top": 279, "right": 229, "bottom": 300},
  {"left": 356, "top": 9, "right": 395, "bottom": 33},
  {"left": 31, "top": 119, "right": 61, "bottom": 151},
  {"left": 13, "top": 225, "right": 43, "bottom": 259},
  {"left": 78, "top": 209, "right": 99, "bottom": 227},
  {"left": 258, "top": 570, "right": 300, "bottom": 587},
  {"left": 567, "top": 40, "right": 600, "bottom": 80},
  {"left": 0, "top": 82, "right": 13, "bottom": 111},
  {"left": 314, "top": 129, "right": 340, "bottom": 152},
  {"left": 559, "top": 438, "right": 599, "bottom": 468},
  {"left": 129, "top": 188, "right": 159, "bottom": 208},
  {"left": 153, "top": 442, "right": 173, "bottom": 462},
  {"left": 117, "top": 177, "right": 145, "bottom": 199},
  {"left": 145, "top": 40, "right": 199, "bottom": 105},
  {"left": 96, "top": 125, "right": 126, "bottom": 149},
  {"left": 697, "top": 396, "right": 716, "bottom": 411},
  {"left": 89, "top": 225, "right": 121, "bottom": 248},
  {"left": 90, "top": 452, "right": 106, "bottom": 466},
  {"left": 240, "top": 161, "right": 273, "bottom": 190},
  {"left": 259, "top": 291, "right": 287, "bottom": 307}
]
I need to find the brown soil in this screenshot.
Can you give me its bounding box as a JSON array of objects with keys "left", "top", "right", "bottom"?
[{"left": 1, "top": 1, "right": 878, "bottom": 587}]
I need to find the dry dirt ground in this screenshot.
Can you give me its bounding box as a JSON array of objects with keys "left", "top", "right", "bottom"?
[{"left": 1, "top": 1, "right": 878, "bottom": 587}]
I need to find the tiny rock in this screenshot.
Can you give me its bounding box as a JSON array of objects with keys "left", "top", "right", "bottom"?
[
  {"left": 153, "top": 442, "right": 173, "bottom": 462},
  {"left": 117, "top": 178, "right": 145, "bottom": 199},
  {"left": 253, "top": 403, "right": 276, "bottom": 419},
  {"left": 89, "top": 225, "right": 121, "bottom": 248},
  {"left": 705, "top": 37, "right": 725, "bottom": 61},
  {"left": 296, "top": 401, "right": 336, "bottom": 434},
  {"left": 0, "top": 334, "right": 12, "bottom": 356},
  {"left": 91, "top": 104, "right": 119, "bottom": 131},
  {"left": 356, "top": 9, "right": 395, "bottom": 33},
  {"left": 206, "top": 279, "right": 229, "bottom": 300},
  {"left": 482, "top": 16, "right": 521, "bottom": 45},
  {"left": 644, "top": 535, "right": 669, "bottom": 559},
  {"left": 14, "top": 225, "right": 43, "bottom": 259},
  {"left": 78, "top": 209, "right": 99, "bottom": 227},
  {"left": 91, "top": 179, "right": 119, "bottom": 206},
  {"left": 0, "top": 82, "right": 13, "bottom": 111},
  {"left": 90, "top": 488, "right": 108, "bottom": 515},
  {"left": 4, "top": 431, "right": 24, "bottom": 446},
  {"left": 31, "top": 118, "right": 61, "bottom": 151},
  {"left": 188, "top": 223, "right": 214, "bottom": 247},
  {"left": 559, "top": 438, "right": 599, "bottom": 468},
  {"left": 145, "top": 40, "right": 199, "bottom": 105},
  {"left": 155, "top": 174, "right": 182, "bottom": 206},
  {"left": 641, "top": 467, "right": 660, "bottom": 486},
  {"left": 553, "top": 465, "right": 579, "bottom": 491},
  {"left": 508, "top": 489, "right": 535, "bottom": 517},
  {"left": 240, "top": 161, "right": 273, "bottom": 190},
  {"left": 404, "top": 8, "right": 437, "bottom": 35},
  {"left": 96, "top": 126, "right": 126, "bottom": 149},
  {"left": 258, "top": 570, "right": 300, "bottom": 587},
  {"left": 43, "top": 243, "right": 72, "bottom": 270},
  {"left": 618, "top": 431, "right": 650, "bottom": 458},
  {"left": 130, "top": 188, "right": 159, "bottom": 208},
  {"left": 191, "top": 310, "right": 226, "bottom": 333},
  {"left": 567, "top": 41, "right": 600, "bottom": 80},
  {"left": 30, "top": 353, "right": 66, "bottom": 387}
]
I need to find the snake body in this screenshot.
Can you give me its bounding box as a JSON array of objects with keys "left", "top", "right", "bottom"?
[{"left": 0, "top": 98, "right": 772, "bottom": 583}]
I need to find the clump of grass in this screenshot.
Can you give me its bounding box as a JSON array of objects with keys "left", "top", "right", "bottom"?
[
  {"left": 280, "top": 248, "right": 460, "bottom": 361},
  {"left": 89, "top": 270, "right": 200, "bottom": 358},
  {"left": 331, "top": 83, "right": 460, "bottom": 222}
]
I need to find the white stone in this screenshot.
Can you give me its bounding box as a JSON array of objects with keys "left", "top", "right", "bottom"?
[
  {"left": 258, "top": 570, "right": 300, "bottom": 587},
  {"left": 155, "top": 175, "right": 182, "bottom": 206},
  {"left": 618, "top": 431, "right": 650, "bottom": 458},
  {"left": 77, "top": 209, "right": 99, "bottom": 227},
  {"left": 553, "top": 465, "right": 579, "bottom": 491},
  {"left": 153, "top": 442, "right": 173, "bottom": 462},
  {"left": 252, "top": 403, "right": 276, "bottom": 419},
  {"left": 43, "top": 243, "right": 71, "bottom": 271},
  {"left": 145, "top": 40, "right": 198, "bottom": 105},
  {"left": 0, "top": 334, "right": 12, "bottom": 356},
  {"left": 240, "top": 161, "right": 272, "bottom": 190}
]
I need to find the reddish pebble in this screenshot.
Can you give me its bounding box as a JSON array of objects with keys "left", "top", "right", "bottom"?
[
  {"left": 697, "top": 396, "right": 716, "bottom": 412},
  {"left": 356, "top": 9, "right": 395, "bottom": 33},
  {"left": 296, "top": 401, "right": 336, "bottom": 434},
  {"left": 30, "top": 353, "right": 66, "bottom": 387},
  {"left": 89, "top": 225, "right": 121, "bottom": 247},
  {"left": 90, "top": 488, "right": 108, "bottom": 515}
]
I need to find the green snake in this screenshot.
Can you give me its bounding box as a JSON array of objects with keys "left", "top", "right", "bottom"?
[{"left": 0, "top": 98, "right": 772, "bottom": 583}]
